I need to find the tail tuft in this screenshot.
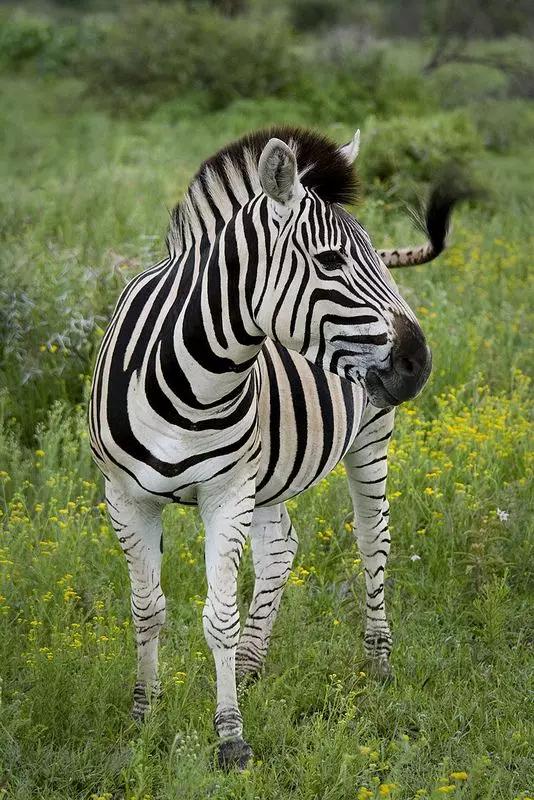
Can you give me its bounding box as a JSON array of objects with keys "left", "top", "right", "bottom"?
[{"left": 415, "top": 166, "right": 480, "bottom": 257}]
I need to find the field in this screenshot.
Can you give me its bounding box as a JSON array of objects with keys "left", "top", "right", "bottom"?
[{"left": 1, "top": 60, "right": 533, "bottom": 800}]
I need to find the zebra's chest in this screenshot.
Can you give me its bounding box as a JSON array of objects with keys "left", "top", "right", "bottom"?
[
  {"left": 165, "top": 345, "right": 363, "bottom": 506},
  {"left": 254, "top": 341, "right": 364, "bottom": 506},
  {"left": 94, "top": 337, "right": 363, "bottom": 505}
]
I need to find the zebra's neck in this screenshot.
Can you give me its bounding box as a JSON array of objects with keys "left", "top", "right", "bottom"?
[
  {"left": 168, "top": 151, "right": 262, "bottom": 254},
  {"left": 161, "top": 197, "right": 270, "bottom": 411}
]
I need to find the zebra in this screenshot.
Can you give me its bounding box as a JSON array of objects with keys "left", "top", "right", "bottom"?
[{"left": 89, "top": 126, "right": 458, "bottom": 769}]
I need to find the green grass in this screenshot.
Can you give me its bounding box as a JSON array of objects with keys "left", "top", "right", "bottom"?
[{"left": 0, "top": 76, "right": 533, "bottom": 800}]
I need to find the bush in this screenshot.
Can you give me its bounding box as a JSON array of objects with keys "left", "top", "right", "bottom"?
[
  {"left": 0, "top": 10, "right": 52, "bottom": 70},
  {"left": 75, "top": 2, "right": 298, "bottom": 112},
  {"left": 289, "top": 44, "right": 432, "bottom": 126},
  {"left": 428, "top": 62, "right": 509, "bottom": 108},
  {"left": 288, "top": 0, "right": 356, "bottom": 31},
  {"left": 0, "top": 9, "right": 98, "bottom": 75},
  {"left": 359, "top": 110, "right": 483, "bottom": 194},
  {"left": 471, "top": 99, "right": 534, "bottom": 153}
]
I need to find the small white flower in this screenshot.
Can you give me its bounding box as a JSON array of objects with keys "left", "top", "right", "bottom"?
[
  {"left": 496, "top": 508, "right": 509, "bottom": 523},
  {"left": 410, "top": 554, "right": 421, "bottom": 562}
]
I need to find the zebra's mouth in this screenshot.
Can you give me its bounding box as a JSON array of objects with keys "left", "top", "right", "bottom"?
[
  {"left": 364, "top": 368, "right": 400, "bottom": 408},
  {"left": 364, "top": 341, "right": 432, "bottom": 408}
]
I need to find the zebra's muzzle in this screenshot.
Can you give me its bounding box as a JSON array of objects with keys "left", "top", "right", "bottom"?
[{"left": 364, "top": 317, "right": 432, "bottom": 408}]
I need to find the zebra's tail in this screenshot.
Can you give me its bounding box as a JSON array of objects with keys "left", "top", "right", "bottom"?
[{"left": 376, "top": 168, "right": 478, "bottom": 269}]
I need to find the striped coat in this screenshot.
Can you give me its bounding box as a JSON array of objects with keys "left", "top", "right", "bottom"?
[{"left": 90, "top": 127, "right": 456, "bottom": 768}]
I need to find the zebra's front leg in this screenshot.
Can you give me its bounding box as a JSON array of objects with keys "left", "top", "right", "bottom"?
[
  {"left": 198, "top": 480, "right": 256, "bottom": 770},
  {"left": 344, "top": 406, "right": 396, "bottom": 680},
  {"left": 236, "top": 503, "right": 298, "bottom": 679},
  {"left": 105, "top": 482, "right": 165, "bottom": 720}
]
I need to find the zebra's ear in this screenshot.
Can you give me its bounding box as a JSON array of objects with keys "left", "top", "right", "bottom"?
[
  {"left": 258, "top": 138, "right": 300, "bottom": 206},
  {"left": 338, "top": 130, "right": 360, "bottom": 165}
]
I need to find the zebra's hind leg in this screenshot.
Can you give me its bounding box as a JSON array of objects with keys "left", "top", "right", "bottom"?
[
  {"left": 105, "top": 482, "right": 165, "bottom": 721},
  {"left": 343, "top": 405, "right": 396, "bottom": 680},
  {"left": 236, "top": 503, "right": 298, "bottom": 680}
]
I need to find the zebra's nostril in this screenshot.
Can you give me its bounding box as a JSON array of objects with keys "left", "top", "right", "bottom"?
[{"left": 396, "top": 356, "right": 417, "bottom": 376}]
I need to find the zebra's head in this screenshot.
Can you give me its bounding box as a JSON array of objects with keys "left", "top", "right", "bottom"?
[{"left": 253, "top": 129, "right": 435, "bottom": 408}]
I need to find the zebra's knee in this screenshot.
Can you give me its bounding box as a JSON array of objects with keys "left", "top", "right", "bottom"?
[
  {"left": 287, "top": 524, "right": 299, "bottom": 562},
  {"left": 279, "top": 507, "right": 298, "bottom": 566},
  {"left": 354, "top": 502, "right": 390, "bottom": 547},
  {"left": 202, "top": 592, "right": 240, "bottom": 652},
  {"left": 131, "top": 586, "right": 166, "bottom": 645}
]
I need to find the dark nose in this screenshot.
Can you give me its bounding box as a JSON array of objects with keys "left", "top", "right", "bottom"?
[
  {"left": 389, "top": 316, "right": 432, "bottom": 400},
  {"left": 364, "top": 316, "right": 432, "bottom": 407},
  {"left": 392, "top": 331, "right": 430, "bottom": 383}
]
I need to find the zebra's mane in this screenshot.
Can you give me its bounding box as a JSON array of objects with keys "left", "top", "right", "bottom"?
[{"left": 169, "top": 126, "right": 360, "bottom": 249}]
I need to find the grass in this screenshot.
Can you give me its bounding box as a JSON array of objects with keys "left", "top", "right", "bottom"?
[{"left": 0, "top": 75, "right": 533, "bottom": 800}]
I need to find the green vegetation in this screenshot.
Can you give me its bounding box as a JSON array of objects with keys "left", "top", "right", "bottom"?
[{"left": 0, "top": 1, "right": 533, "bottom": 797}]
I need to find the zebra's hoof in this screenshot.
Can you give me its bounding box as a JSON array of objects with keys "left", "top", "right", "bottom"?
[
  {"left": 217, "top": 737, "right": 253, "bottom": 771},
  {"left": 368, "top": 656, "right": 393, "bottom": 683}
]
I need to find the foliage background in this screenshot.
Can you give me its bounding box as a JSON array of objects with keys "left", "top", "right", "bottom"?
[{"left": 0, "top": 1, "right": 533, "bottom": 799}]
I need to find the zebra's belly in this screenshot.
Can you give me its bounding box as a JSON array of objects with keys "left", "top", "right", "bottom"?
[{"left": 254, "top": 341, "right": 365, "bottom": 506}]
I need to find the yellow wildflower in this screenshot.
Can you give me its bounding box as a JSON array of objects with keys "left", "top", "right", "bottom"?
[
  {"left": 173, "top": 671, "right": 187, "bottom": 685},
  {"left": 449, "top": 772, "right": 468, "bottom": 781}
]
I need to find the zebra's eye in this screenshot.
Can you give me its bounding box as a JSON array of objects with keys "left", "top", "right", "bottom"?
[{"left": 315, "top": 250, "right": 345, "bottom": 269}]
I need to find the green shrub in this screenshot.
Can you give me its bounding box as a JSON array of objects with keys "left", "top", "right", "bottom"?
[
  {"left": 288, "top": 0, "right": 355, "bottom": 31},
  {"left": 359, "top": 110, "right": 483, "bottom": 194},
  {"left": 290, "top": 46, "right": 431, "bottom": 126},
  {"left": 0, "top": 10, "right": 52, "bottom": 70},
  {"left": 75, "top": 2, "right": 298, "bottom": 112},
  {"left": 0, "top": 10, "right": 99, "bottom": 75},
  {"left": 428, "top": 62, "right": 508, "bottom": 108},
  {"left": 471, "top": 99, "right": 534, "bottom": 154},
  {"left": 37, "top": 22, "right": 85, "bottom": 74}
]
